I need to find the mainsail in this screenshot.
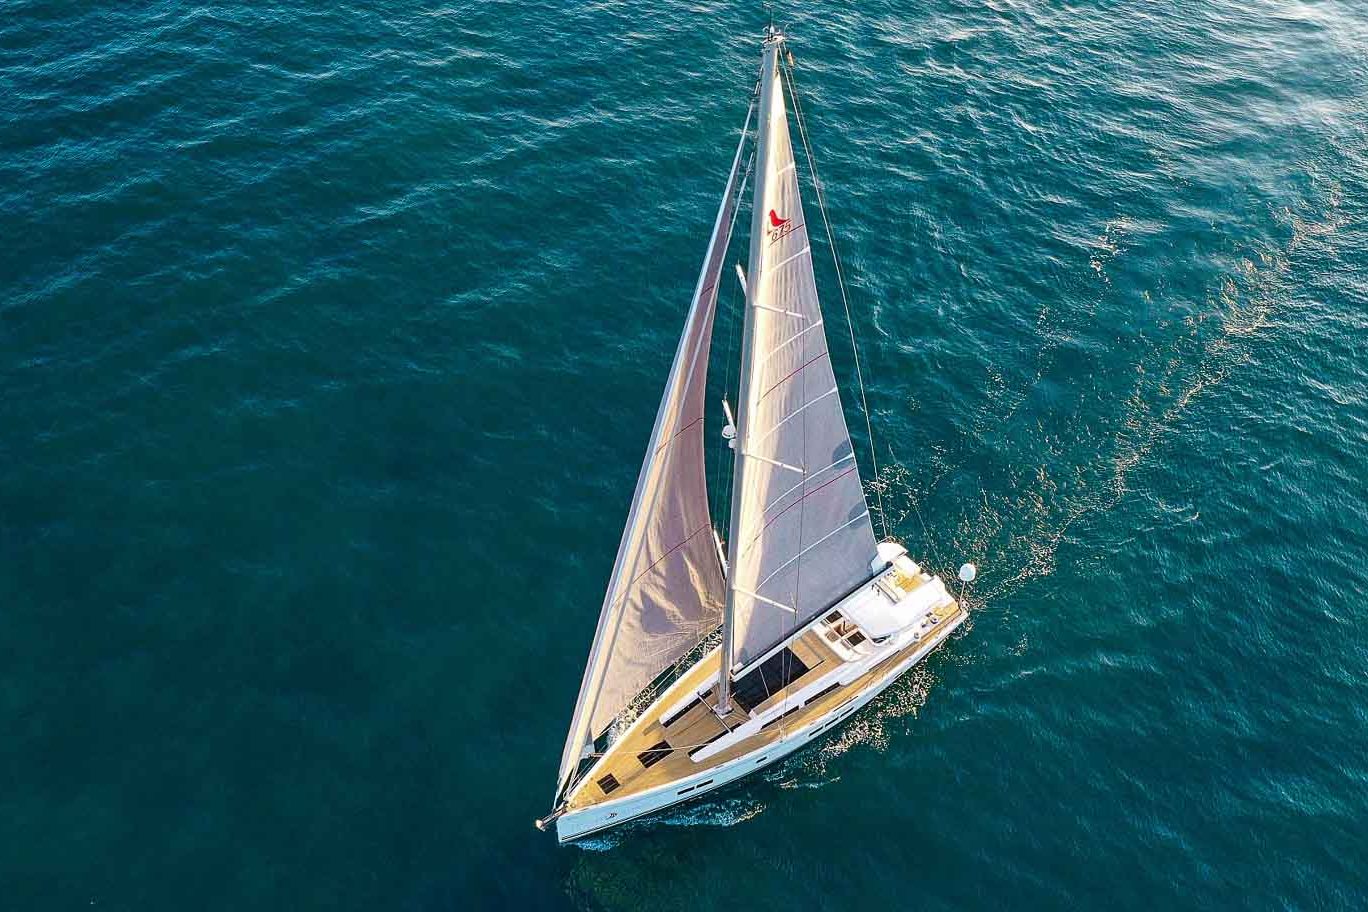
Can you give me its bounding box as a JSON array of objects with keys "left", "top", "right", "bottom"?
[
  {"left": 721, "top": 37, "right": 878, "bottom": 680},
  {"left": 555, "top": 105, "right": 754, "bottom": 800}
]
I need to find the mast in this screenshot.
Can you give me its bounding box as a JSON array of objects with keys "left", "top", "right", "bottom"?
[{"left": 718, "top": 29, "right": 784, "bottom": 715}]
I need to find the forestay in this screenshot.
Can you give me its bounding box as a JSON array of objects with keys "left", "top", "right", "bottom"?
[
  {"left": 555, "top": 104, "right": 753, "bottom": 801},
  {"left": 724, "top": 39, "right": 878, "bottom": 674}
]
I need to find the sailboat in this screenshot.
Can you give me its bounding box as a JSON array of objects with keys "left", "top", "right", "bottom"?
[{"left": 538, "top": 28, "right": 967, "bottom": 843}]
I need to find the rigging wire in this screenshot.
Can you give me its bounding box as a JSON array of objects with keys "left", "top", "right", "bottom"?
[
  {"left": 710, "top": 82, "right": 760, "bottom": 550},
  {"left": 712, "top": 149, "right": 755, "bottom": 534},
  {"left": 780, "top": 56, "right": 889, "bottom": 543},
  {"left": 781, "top": 52, "right": 947, "bottom": 569}
]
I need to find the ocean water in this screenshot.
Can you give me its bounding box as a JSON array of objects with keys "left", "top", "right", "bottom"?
[{"left": 3, "top": 1, "right": 1367, "bottom": 909}]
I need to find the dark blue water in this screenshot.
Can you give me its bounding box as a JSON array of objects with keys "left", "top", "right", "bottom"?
[{"left": 3, "top": 2, "right": 1367, "bottom": 909}]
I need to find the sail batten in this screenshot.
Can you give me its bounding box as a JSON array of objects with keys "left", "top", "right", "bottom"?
[
  {"left": 555, "top": 102, "right": 755, "bottom": 802},
  {"left": 721, "top": 37, "right": 878, "bottom": 684}
]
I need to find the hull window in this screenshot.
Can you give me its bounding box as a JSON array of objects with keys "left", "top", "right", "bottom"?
[
  {"left": 807, "top": 681, "right": 841, "bottom": 704},
  {"left": 637, "top": 740, "right": 673, "bottom": 768},
  {"left": 762, "top": 704, "right": 803, "bottom": 730}
]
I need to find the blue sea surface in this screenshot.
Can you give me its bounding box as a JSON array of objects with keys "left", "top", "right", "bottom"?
[{"left": 3, "top": 1, "right": 1367, "bottom": 909}]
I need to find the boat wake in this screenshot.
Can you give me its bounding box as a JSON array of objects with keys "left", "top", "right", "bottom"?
[
  {"left": 879, "top": 161, "right": 1347, "bottom": 611},
  {"left": 656, "top": 797, "right": 768, "bottom": 829},
  {"left": 570, "top": 798, "right": 768, "bottom": 852},
  {"left": 766, "top": 660, "right": 942, "bottom": 789}
]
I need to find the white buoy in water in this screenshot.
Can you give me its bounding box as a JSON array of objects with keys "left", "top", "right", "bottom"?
[{"left": 958, "top": 562, "right": 977, "bottom": 583}]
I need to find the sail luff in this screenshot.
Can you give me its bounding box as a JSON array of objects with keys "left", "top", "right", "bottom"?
[{"left": 555, "top": 102, "right": 755, "bottom": 802}]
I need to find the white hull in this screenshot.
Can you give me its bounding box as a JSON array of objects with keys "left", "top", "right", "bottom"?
[{"left": 557, "top": 606, "right": 966, "bottom": 843}]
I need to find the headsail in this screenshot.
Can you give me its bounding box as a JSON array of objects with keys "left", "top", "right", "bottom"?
[
  {"left": 721, "top": 36, "right": 878, "bottom": 680},
  {"left": 555, "top": 103, "right": 754, "bottom": 801}
]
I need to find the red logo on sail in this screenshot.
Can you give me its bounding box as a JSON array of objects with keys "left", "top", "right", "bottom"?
[{"left": 767, "top": 208, "right": 795, "bottom": 243}]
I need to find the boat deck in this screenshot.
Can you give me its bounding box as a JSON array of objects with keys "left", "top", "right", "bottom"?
[{"left": 565, "top": 590, "right": 964, "bottom": 810}]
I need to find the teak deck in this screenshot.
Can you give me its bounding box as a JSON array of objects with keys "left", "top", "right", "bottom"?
[{"left": 566, "top": 591, "right": 965, "bottom": 811}]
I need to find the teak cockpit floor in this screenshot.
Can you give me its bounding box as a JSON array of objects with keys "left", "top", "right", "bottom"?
[{"left": 566, "top": 600, "right": 963, "bottom": 810}]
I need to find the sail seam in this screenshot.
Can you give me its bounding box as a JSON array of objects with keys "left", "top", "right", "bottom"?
[
  {"left": 751, "top": 386, "right": 839, "bottom": 446},
  {"left": 759, "top": 350, "right": 829, "bottom": 400},
  {"left": 612, "top": 523, "right": 713, "bottom": 607},
  {"left": 652, "top": 415, "right": 703, "bottom": 454},
  {"left": 765, "top": 245, "right": 811, "bottom": 275},
  {"left": 753, "top": 509, "right": 871, "bottom": 594},
  {"left": 760, "top": 464, "right": 857, "bottom": 533},
  {"left": 738, "top": 464, "right": 860, "bottom": 560},
  {"left": 756, "top": 319, "right": 824, "bottom": 369},
  {"left": 761, "top": 453, "right": 855, "bottom": 514}
]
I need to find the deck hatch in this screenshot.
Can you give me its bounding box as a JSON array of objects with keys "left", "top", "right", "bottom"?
[
  {"left": 661, "top": 695, "right": 703, "bottom": 727},
  {"left": 732, "top": 647, "right": 810, "bottom": 712},
  {"left": 637, "top": 740, "right": 672, "bottom": 768},
  {"left": 596, "top": 773, "right": 620, "bottom": 795}
]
